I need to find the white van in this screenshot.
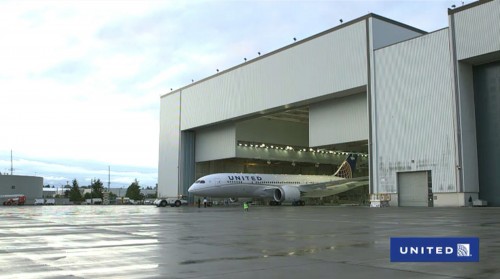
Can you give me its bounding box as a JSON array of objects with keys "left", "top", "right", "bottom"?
[
  {"left": 45, "top": 199, "right": 55, "bottom": 205},
  {"left": 34, "top": 199, "right": 45, "bottom": 205}
]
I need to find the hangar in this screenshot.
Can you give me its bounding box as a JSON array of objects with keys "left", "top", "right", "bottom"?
[{"left": 159, "top": 0, "right": 500, "bottom": 207}]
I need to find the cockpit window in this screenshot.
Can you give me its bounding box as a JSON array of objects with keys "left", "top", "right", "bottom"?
[{"left": 196, "top": 180, "right": 205, "bottom": 184}]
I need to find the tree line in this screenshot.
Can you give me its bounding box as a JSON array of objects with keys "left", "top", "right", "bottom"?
[{"left": 61, "top": 178, "right": 155, "bottom": 204}]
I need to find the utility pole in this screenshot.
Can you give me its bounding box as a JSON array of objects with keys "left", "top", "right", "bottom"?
[
  {"left": 10, "top": 150, "right": 13, "bottom": 175},
  {"left": 108, "top": 165, "right": 111, "bottom": 190}
]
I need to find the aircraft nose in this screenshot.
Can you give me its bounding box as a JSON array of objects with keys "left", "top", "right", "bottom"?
[{"left": 188, "top": 184, "right": 199, "bottom": 193}]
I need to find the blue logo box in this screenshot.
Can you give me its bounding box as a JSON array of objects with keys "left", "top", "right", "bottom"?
[{"left": 390, "top": 237, "right": 479, "bottom": 262}]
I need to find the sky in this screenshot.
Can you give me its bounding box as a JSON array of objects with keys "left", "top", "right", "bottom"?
[{"left": 0, "top": 0, "right": 467, "bottom": 188}]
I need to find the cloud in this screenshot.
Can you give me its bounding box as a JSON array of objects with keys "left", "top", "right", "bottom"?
[{"left": 41, "top": 60, "right": 93, "bottom": 83}]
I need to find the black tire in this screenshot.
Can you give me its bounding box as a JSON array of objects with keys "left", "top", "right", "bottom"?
[
  {"left": 160, "top": 200, "right": 167, "bottom": 207},
  {"left": 174, "top": 200, "right": 181, "bottom": 207}
]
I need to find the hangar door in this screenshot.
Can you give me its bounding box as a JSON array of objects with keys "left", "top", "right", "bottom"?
[
  {"left": 474, "top": 60, "right": 500, "bottom": 206},
  {"left": 398, "top": 171, "right": 431, "bottom": 207},
  {"left": 309, "top": 92, "right": 368, "bottom": 146}
]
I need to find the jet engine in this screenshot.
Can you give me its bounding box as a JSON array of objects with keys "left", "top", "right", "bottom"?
[
  {"left": 229, "top": 197, "right": 239, "bottom": 203},
  {"left": 273, "top": 185, "right": 301, "bottom": 203}
]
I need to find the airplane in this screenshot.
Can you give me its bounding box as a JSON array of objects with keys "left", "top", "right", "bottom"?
[{"left": 188, "top": 153, "right": 369, "bottom": 206}]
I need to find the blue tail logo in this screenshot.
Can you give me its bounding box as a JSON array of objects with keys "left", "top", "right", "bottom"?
[{"left": 333, "top": 153, "right": 358, "bottom": 178}]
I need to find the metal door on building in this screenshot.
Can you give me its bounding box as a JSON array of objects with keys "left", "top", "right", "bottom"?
[{"left": 397, "top": 171, "right": 432, "bottom": 207}]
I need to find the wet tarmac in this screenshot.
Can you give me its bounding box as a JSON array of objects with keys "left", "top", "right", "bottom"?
[{"left": 0, "top": 205, "right": 499, "bottom": 279}]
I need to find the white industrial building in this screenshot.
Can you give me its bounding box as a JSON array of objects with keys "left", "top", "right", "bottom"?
[
  {"left": 159, "top": 0, "right": 500, "bottom": 207},
  {"left": 0, "top": 175, "right": 43, "bottom": 204}
]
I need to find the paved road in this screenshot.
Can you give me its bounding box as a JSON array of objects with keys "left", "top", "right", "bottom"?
[{"left": 0, "top": 205, "right": 499, "bottom": 279}]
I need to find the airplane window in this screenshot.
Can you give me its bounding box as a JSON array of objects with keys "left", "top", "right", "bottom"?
[{"left": 199, "top": 180, "right": 205, "bottom": 184}]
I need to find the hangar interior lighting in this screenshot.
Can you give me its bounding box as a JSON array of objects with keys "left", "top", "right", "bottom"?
[{"left": 237, "top": 141, "right": 369, "bottom": 157}]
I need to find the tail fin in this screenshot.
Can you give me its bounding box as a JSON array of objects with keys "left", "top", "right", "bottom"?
[{"left": 333, "top": 153, "right": 358, "bottom": 179}]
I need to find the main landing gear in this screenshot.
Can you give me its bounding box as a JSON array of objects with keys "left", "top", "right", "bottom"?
[{"left": 292, "top": 200, "right": 305, "bottom": 206}]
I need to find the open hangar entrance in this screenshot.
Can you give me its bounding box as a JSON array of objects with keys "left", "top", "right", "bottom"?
[
  {"left": 195, "top": 156, "right": 369, "bottom": 206},
  {"left": 189, "top": 92, "right": 370, "bottom": 205},
  {"left": 473, "top": 59, "right": 500, "bottom": 206},
  {"left": 455, "top": 52, "right": 500, "bottom": 207}
]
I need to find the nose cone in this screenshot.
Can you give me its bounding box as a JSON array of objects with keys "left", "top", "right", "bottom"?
[
  {"left": 189, "top": 176, "right": 210, "bottom": 195},
  {"left": 188, "top": 183, "right": 200, "bottom": 194}
]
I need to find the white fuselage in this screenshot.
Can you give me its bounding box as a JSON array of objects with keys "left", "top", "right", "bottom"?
[{"left": 188, "top": 173, "right": 341, "bottom": 198}]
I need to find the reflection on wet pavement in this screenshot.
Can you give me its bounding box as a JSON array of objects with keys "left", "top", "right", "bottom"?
[
  {"left": 1, "top": 205, "right": 499, "bottom": 278},
  {"left": 0, "top": 206, "right": 160, "bottom": 279}
]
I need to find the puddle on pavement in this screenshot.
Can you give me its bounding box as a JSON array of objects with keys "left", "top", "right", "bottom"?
[
  {"left": 180, "top": 245, "right": 337, "bottom": 265},
  {"left": 179, "top": 240, "right": 378, "bottom": 265}
]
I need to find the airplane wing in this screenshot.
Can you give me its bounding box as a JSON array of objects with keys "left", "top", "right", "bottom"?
[{"left": 299, "top": 176, "right": 369, "bottom": 198}]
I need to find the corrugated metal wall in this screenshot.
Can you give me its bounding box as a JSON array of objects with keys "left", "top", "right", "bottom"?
[
  {"left": 195, "top": 123, "right": 236, "bottom": 162},
  {"left": 454, "top": 0, "right": 500, "bottom": 60},
  {"left": 180, "top": 21, "right": 368, "bottom": 130},
  {"left": 373, "top": 29, "right": 457, "bottom": 194},
  {"left": 309, "top": 92, "right": 368, "bottom": 146},
  {"left": 368, "top": 17, "right": 426, "bottom": 194},
  {"left": 158, "top": 93, "right": 181, "bottom": 197}
]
